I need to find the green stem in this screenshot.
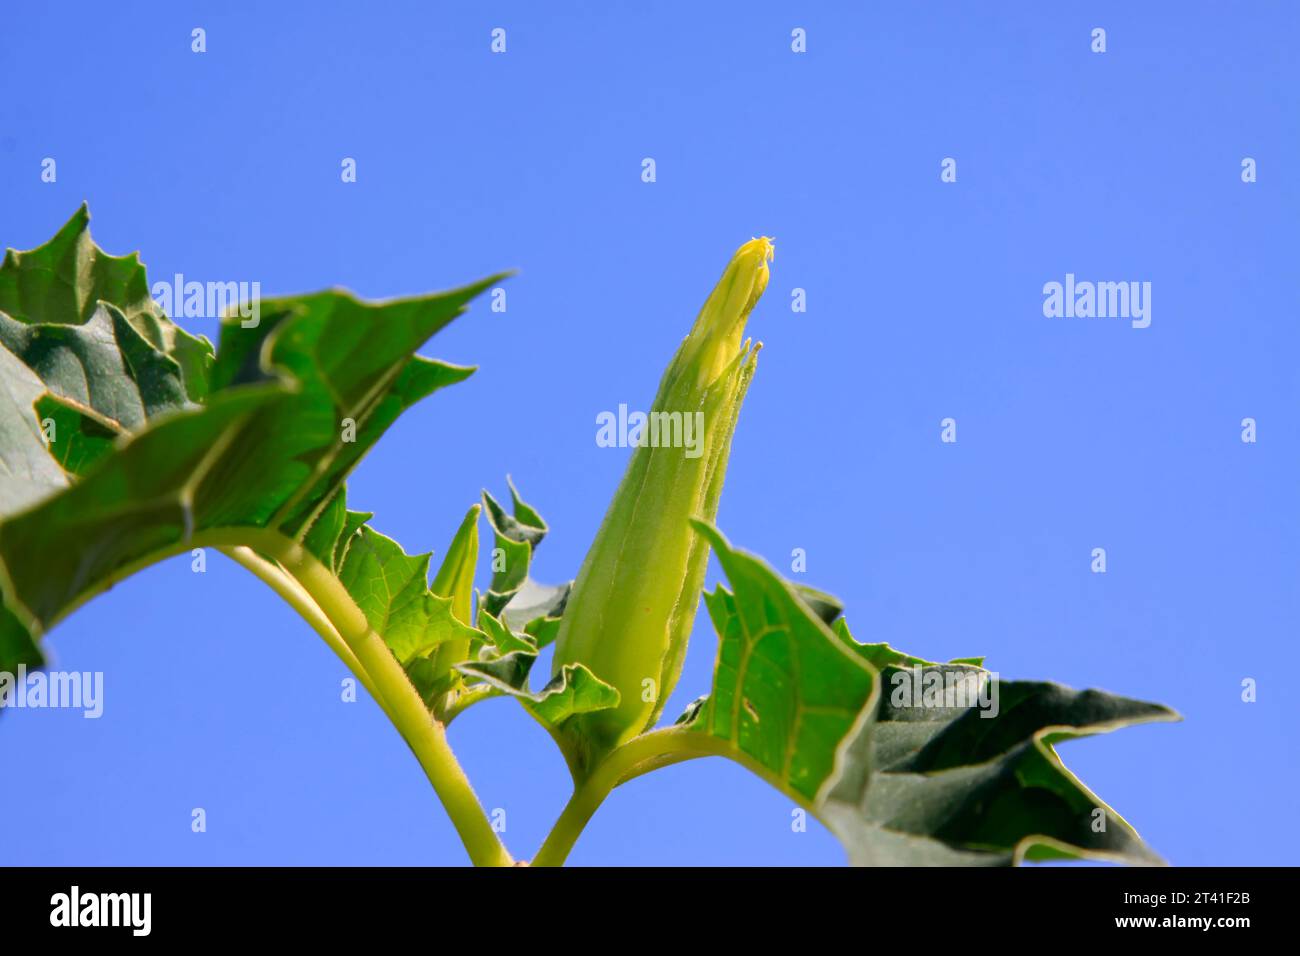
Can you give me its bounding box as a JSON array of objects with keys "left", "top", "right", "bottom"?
[
  {"left": 532, "top": 728, "right": 721, "bottom": 866},
  {"left": 220, "top": 546, "right": 393, "bottom": 720},
  {"left": 230, "top": 529, "right": 514, "bottom": 868},
  {"left": 36, "top": 526, "right": 513, "bottom": 866},
  {"left": 439, "top": 684, "right": 502, "bottom": 726}
]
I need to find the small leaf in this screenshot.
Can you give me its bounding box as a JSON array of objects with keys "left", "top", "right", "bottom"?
[
  {"left": 476, "top": 607, "right": 538, "bottom": 657},
  {"left": 480, "top": 480, "right": 571, "bottom": 634},
  {"left": 334, "top": 523, "right": 480, "bottom": 665},
  {"left": 456, "top": 654, "right": 620, "bottom": 730}
]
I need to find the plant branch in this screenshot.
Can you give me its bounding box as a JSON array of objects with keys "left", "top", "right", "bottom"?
[
  {"left": 532, "top": 727, "right": 723, "bottom": 866},
  {"left": 219, "top": 546, "right": 394, "bottom": 723},
  {"left": 439, "top": 684, "right": 503, "bottom": 726},
  {"left": 41, "top": 526, "right": 512, "bottom": 865},
  {"left": 228, "top": 529, "right": 514, "bottom": 867}
]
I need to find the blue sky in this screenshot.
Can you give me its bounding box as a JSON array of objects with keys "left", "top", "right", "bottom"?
[{"left": 1, "top": 2, "right": 1296, "bottom": 865}]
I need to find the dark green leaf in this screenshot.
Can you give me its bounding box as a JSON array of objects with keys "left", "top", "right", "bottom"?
[
  {"left": 0, "top": 209, "right": 501, "bottom": 673},
  {"left": 0, "top": 205, "right": 212, "bottom": 403},
  {"left": 687, "top": 521, "right": 1177, "bottom": 866}
]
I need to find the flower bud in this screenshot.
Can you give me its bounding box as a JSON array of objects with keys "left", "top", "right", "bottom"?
[{"left": 553, "top": 237, "right": 772, "bottom": 757}]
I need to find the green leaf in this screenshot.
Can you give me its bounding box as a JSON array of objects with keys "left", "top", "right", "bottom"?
[
  {"left": 481, "top": 479, "right": 570, "bottom": 634},
  {"left": 0, "top": 346, "right": 70, "bottom": 514},
  {"left": 424, "top": 503, "right": 487, "bottom": 705},
  {"left": 686, "top": 521, "right": 1177, "bottom": 866},
  {"left": 0, "top": 208, "right": 502, "bottom": 672},
  {"left": 32, "top": 394, "right": 122, "bottom": 478},
  {"left": 818, "top": 673, "right": 1177, "bottom": 865},
  {"left": 689, "top": 529, "right": 877, "bottom": 802},
  {"left": 456, "top": 654, "right": 620, "bottom": 731},
  {"left": 0, "top": 205, "right": 213, "bottom": 404},
  {"left": 430, "top": 504, "right": 481, "bottom": 620},
  {"left": 475, "top": 607, "right": 539, "bottom": 657},
  {"left": 0, "top": 303, "right": 191, "bottom": 430},
  {"left": 333, "top": 522, "right": 481, "bottom": 665},
  {"left": 205, "top": 287, "right": 485, "bottom": 543},
  {"left": 445, "top": 596, "right": 619, "bottom": 754}
]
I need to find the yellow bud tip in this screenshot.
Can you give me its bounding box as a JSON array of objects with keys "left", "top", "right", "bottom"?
[
  {"left": 688, "top": 235, "right": 775, "bottom": 350},
  {"left": 743, "top": 236, "right": 776, "bottom": 264}
]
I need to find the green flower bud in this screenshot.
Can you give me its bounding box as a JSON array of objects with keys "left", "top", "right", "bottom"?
[{"left": 553, "top": 237, "right": 773, "bottom": 757}]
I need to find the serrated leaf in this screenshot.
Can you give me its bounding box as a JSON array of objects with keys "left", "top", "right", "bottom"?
[
  {"left": 0, "top": 205, "right": 213, "bottom": 403},
  {"left": 456, "top": 654, "right": 619, "bottom": 730},
  {"left": 689, "top": 528, "right": 876, "bottom": 801},
  {"left": 334, "top": 523, "right": 480, "bottom": 664},
  {"left": 480, "top": 479, "right": 570, "bottom": 636},
  {"left": 476, "top": 607, "right": 538, "bottom": 657},
  {"left": 0, "top": 209, "right": 501, "bottom": 672},
  {"left": 480, "top": 483, "right": 541, "bottom": 613},
  {"left": 0, "top": 302, "right": 191, "bottom": 430},
  {"left": 206, "top": 285, "right": 487, "bottom": 542},
  {"left": 687, "top": 521, "right": 1177, "bottom": 866},
  {"left": 818, "top": 672, "right": 1177, "bottom": 865}
]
